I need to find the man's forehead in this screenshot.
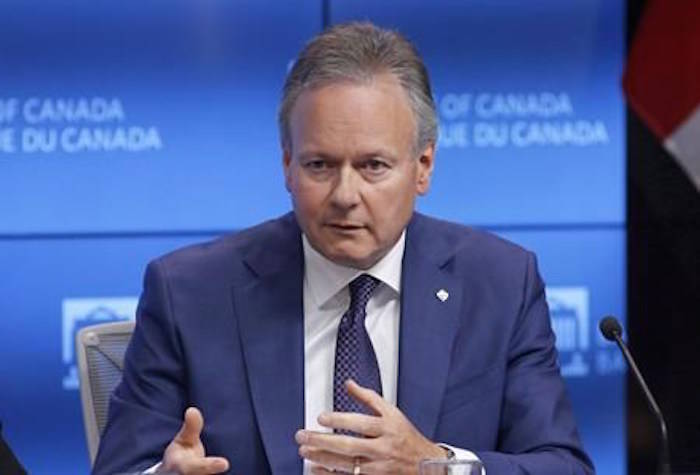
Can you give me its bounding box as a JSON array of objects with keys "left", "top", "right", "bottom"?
[
  {"left": 296, "top": 73, "right": 408, "bottom": 104},
  {"left": 288, "top": 75, "right": 416, "bottom": 135}
]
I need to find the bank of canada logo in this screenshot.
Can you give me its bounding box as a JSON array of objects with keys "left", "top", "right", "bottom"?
[
  {"left": 546, "top": 287, "right": 590, "bottom": 378},
  {"left": 62, "top": 297, "right": 138, "bottom": 390}
]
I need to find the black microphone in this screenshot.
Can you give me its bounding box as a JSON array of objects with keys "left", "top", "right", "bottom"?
[{"left": 599, "top": 316, "right": 671, "bottom": 475}]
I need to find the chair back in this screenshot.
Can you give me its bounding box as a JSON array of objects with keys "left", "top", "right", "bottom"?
[{"left": 76, "top": 320, "right": 135, "bottom": 465}]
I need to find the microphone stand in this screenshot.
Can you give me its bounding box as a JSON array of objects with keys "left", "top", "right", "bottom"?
[{"left": 610, "top": 330, "right": 671, "bottom": 475}]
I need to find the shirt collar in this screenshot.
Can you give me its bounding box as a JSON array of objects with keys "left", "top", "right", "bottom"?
[{"left": 302, "top": 231, "right": 405, "bottom": 309}]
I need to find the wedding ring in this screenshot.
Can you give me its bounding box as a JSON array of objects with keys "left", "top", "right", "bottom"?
[{"left": 353, "top": 458, "right": 361, "bottom": 475}]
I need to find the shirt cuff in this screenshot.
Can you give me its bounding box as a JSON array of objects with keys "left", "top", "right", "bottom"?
[
  {"left": 142, "top": 461, "right": 162, "bottom": 474},
  {"left": 436, "top": 443, "right": 486, "bottom": 475}
]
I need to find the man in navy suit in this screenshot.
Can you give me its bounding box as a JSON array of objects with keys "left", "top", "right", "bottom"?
[{"left": 94, "top": 22, "right": 594, "bottom": 475}]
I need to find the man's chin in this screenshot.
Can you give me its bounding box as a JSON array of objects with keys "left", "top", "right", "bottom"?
[
  {"left": 320, "top": 246, "right": 378, "bottom": 270},
  {"left": 336, "top": 256, "right": 375, "bottom": 270}
]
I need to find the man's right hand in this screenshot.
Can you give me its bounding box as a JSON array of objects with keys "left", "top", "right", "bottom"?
[{"left": 158, "top": 407, "right": 230, "bottom": 475}]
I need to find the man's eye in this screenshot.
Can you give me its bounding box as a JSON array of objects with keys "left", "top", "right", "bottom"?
[
  {"left": 304, "top": 160, "right": 328, "bottom": 170},
  {"left": 362, "top": 159, "right": 389, "bottom": 172}
]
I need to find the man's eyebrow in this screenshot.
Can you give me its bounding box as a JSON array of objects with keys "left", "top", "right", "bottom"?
[
  {"left": 296, "top": 150, "right": 400, "bottom": 162},
  {"left": 296, "top": 151, "right": 341, "bottom": 163},
  {"left": 357, "top": 150, "right": 399, "bottom": 162}
]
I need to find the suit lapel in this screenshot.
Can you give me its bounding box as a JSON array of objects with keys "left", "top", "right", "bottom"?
[
  {"left": 397, "top": 215, "right": 462, "bottom": 439},
  {"left": 233, "top": 215, "right": 304, "bottom": 474}
]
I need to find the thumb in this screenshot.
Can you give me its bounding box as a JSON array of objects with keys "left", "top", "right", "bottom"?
[{"left": 174, "top": 407, "right": 204, "bottom": 446}]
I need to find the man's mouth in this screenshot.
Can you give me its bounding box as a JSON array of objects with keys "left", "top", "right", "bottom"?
[{"left": 326, "top": 222, "right": 365, "bottom": 231}]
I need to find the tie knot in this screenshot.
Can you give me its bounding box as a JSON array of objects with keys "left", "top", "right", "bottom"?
[{"left": 349, "top": 274, "right": 379, "bottom": 309}]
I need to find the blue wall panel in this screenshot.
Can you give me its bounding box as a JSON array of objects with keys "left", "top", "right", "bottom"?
[
  {"left": 0, "top": 235, "right": 216, "bottom": 473},
  {"left": 0, "top": 1, "right": 320, "bottom": 234},
  {"left": 332, "top": 0, "right": 625, "bottom": 227},
  {"left": 0, "top": 1, "right": 626, "bottom": 474}
]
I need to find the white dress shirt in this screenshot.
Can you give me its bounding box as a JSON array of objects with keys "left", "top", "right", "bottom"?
[{"left": 302, "top": 232, "right": 482, "bottom": 474}]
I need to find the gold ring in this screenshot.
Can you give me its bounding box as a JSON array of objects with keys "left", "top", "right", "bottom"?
[{"left": 353, "top": 458, "right": 361, "bottom": 475}]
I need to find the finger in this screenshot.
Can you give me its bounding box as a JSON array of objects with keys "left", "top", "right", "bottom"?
[
  {"left": 298, "top": 446, "right": 357, "bottom": 474},
  {"left": 201, "top": 456, "right": 230, "bottom": 475},
  {"left": 175, "top": 456, "right": 230, "bottom": 475},
  {"left": 310, "top": 465, "right": 335, "bottom": 475},
  {"left": 348, "top": 458, "right": 388, "bottom": 475},
  {"left": 346, "top": 379, "right": 388, "bottom": 416},
  {"left": 296, "top": 430, "right": 377, "bottom": 458},
  {"left": 174, "top": 407, "right": 204, "bottom": 446},
  {"left": 305, "top": 452, "right": 386, "bottom": 475},
  {"left": 317, "top": 411, "right": 383, "bottom": 438}
]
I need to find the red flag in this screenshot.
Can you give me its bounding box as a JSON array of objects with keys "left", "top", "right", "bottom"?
[{"left": 623, "top": 0, "right": 700, "bottom": 190}]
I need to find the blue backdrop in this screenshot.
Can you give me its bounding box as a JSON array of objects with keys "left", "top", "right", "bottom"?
[{"left": 0, "top": 1, "right": 626, "bottom": 473}]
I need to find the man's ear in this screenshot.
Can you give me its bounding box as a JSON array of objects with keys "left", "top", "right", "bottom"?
[
  {"left": 282, "top": 147, "right": 293, "bottom": 192},
  {"left": 416, "top": 143, "right": 435, "bottom": 195}
]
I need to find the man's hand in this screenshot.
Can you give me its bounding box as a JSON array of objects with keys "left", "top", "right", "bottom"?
[
  {"left": 296, "top": 380, "right": 447, "bottom": 474},
  {"left": 159, "top": 407, "right": 230, "bottom": 475}
]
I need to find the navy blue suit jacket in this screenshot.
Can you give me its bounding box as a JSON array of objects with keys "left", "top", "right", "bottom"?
[{"left": 94, "top": 213, "right": 594, "bottom": 474}]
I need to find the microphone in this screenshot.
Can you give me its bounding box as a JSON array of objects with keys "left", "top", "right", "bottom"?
[{"left": 599, "top": 316, "right": 671, "bottom": 475}]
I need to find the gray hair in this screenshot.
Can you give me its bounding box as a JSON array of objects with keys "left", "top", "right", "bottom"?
[{"left": 278, "top": 22, "right": 437, "bottom": 155}]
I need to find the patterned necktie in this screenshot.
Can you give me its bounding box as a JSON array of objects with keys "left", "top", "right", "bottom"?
[{"left": 333, "top": 274, "right": 383, "bottom": 420}]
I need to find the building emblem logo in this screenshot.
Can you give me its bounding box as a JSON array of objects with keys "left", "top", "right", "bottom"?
[
  {"left": 546, "top": 287, "right": 590, "bottom": 378},
  {"left": 61, "top": 297, "right": 138, "bottom": 390}
]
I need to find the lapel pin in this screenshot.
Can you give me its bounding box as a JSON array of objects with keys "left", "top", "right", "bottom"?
[{"left": 436, "top": 289, "right": 449, "bottom": 302}]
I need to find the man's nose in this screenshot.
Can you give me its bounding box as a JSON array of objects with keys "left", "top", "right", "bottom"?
[{"left": 330, "top": 167, "right": 361, "bottom": 209}]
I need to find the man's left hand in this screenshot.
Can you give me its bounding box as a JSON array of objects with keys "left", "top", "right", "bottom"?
[{"left": 295, "top": 379, "right": 447, "bottom": 474}]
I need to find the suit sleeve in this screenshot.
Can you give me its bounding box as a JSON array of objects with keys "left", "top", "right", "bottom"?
[
  {"left": 475, "top": 253, "right": 595, "bottom": 475},
  {"left": 92, "top": 259, "right": 186, "bottom": 475}
]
